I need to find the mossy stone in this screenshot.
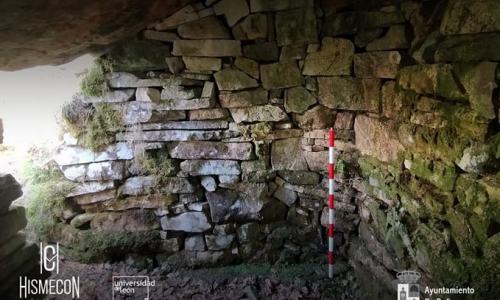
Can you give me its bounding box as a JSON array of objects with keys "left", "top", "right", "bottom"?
[{"left": 107, "top": 40, "right": 169, "bottom": 72}]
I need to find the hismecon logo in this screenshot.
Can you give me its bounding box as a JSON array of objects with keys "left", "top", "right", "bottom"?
[{"left": 19, "top": 243, "right": 80, "bottom": 298}]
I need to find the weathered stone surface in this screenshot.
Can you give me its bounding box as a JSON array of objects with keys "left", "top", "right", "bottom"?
[
  {"left": 213, "top": 0, "right": 249, "bottom": 27},
  {"left": 120, "top": 176, "right": 195, "bottom": 195},
  {"left": 243, "top": 42, "right": 279, "bottom": 62},
  {"left": 201, "top": 176, "right": 217, "bottom": 192},
  {"left": 273, "top": 186, "right": 297, "bottom": 206},
  {"left": 354, "top": 28, "right": 384, "bottom": 48},
  {"left": 271, "top": 138, "right": 308, "bottom": 171},
  {"left": 303, "top": 151, "right": 329, "bottom": 171},
  {"left": 237, "top": 223, "right": 261, "bottom": 243},
  {"left": 285, "top": 86, "right": 316, "bottom": 113},
  {"left": 185, "top": 235, "right": 206, "bottom": 251},
  {"left": 177, "top": 16, "right": 230, "bottom": 39},
  {"left": 354, "top": 51, "right": 402, "bottom": 79},
  {"left": 434, "top": 33, "right": 500, "bottom": 62},
  {"left": 170, "top": 141, "right": 253, "bottom": 160},
  {"left": 275, "top": 7, "right": 318, "bottom": 46},
  {"left": 0, "top": 174, "right": 23, "bottom": 213},
  {"left": 62, "top": 161, "right": 124, "bottom": 182},
  {"left": 366, "top": 25, "right": 409, "bottom": 51},
  {"left": 0, "top": 206, "right": 27, "bottom": 244},
  {"left": 106, "top": 40, "right": 169, "bottom": 72},
  {"left": 440, "top": 0, "right": 500, "bottom": 35},
  {"left": 157, "top": 98, "right": 213, "bottom": 111},
  {"left": 219, "top": 88, "right": 268, "bottom": 108},
  {"left": 206, "top": 189, "right": 240, "bottom": 223},
  {"left": 249, "top": 0, "right": 310, "bottom": 12},
  {"left": 118, "top": 101, "right": 153, "bottom": 124},
  {"left": 74, "top": 189, "right": 116, "bottom": 205},
  {"left": 219, "top": 175, "right": 240, "bottom": 185},
  {"left": 232, "top": 14, "right": 267, "bottom": 40},
  {"left": 81, "top": 89, "right": 135, "bottom": 104},
  {"left": 55, "top": 143, "right": 133, "bottom": 166},
  {"left": 455, "top": 145, "right": 492, "bottom": 174},
  {"left": 323, "top": 11, "right": 405, "bottom": 36},
  {"left": 70, "top": 213, "right": 96, "bottom": 228},
  {"left": 214, "top": 69, "right": 259, "bottom": 91},
  {"left": 117, "top": 130, "right": 223, "bottom": 142},
  {"left": 107, "top": 72, "right": 183, "bottom": 88},
  {"left": 278, "top": 171, "right": 320, "bottom": 185},
  {"left": 119, "top": 176, "right": 156, "bottom": 196},
  {"left": 140, "top": 120, "right": 228, "bottom": 130},
  {"left": 91, "top": 210, "right": 159, "bottom": 232},
  {"left": 303, "top": 38, "right": 354, "bottom": 76},
  {"left": 230, "top": 105, "right": 287, "bottom": 123},
  {"left": 294, "top": 106, "right": 334, "bottom": 130},
  {"left": 136, "top": 87, "right": 160, "bottom": 103},
  {"left": 261, "top": 61, "right": 303, "bottom": 89},
  {"left": 160, "top": 212, "right": 211, "bottom": 232},
  {"left": 84, "top": 194, "right": 177, "bottom": 212},
  {"left": 180, "top": 160, "right": 241, "bottom": 176},
  {"left": 155, "top": 4, "right": 199, "bottom": 30},
  {"left": 205, "top": 234, "right": 235, "bottom": 250},
  {"left": 165, "top": 56, "right": 185, "bottom": 74},
  {"left": 172, "top": 40, "right": 241, "bottom": 57},
  {"left": 67, "top": 181, "right": 115, "bottom": 197},
  {"left": 404, "top": 156, "right": 457, "bottom": 191},
  {"left": 318, "top": 77, "right": 380, "bottom": 112},
  {"left": 381, "top": 81, "right": 413, "bottom": 120},
  {"left": 234, "top": 57, "right": 259, "bottom": 79},
  {"left": 355, "top": 115, "right": 403, "bottom": 163},
  {"left": 334, "top": 112, "right": 355, "bottom": 130},
  {"left": 183, "top": 57, "right": 221, "bottom": 73},
  {"left": 189, "top": 108, "right": 229, "bottom": 120},
  {"left": 142, "top": 30, "right": 179, "bottom": 42},
  {"left": 398, "top": 64, "right": 466, "bottom": 101},
  {"left": 280, "top": 44, "right": 307, "bottom": 60}
]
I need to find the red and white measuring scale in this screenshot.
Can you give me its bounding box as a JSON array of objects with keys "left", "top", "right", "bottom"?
[{"left": 327, "top": 128, "right": 335, "bottom": 278}]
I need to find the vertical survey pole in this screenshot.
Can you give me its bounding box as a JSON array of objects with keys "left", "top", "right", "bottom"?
[{"left": 328, "top": 128, "right": 335, "bottom": 278}]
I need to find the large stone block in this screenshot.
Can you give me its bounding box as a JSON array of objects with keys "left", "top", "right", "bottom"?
[
  {"left": 155, "top": 5, "right": 199, "bottom": 30},
  {"left": 81, "top": 89, "right": 135, "bottom": 104},
  {"left": 120, "top": 176, "right": 195, "bottom": 195},
  {"left": 354, "top": 51, "right": 402, "bottom": 79},
  {"left": 90, "top": 210, "right": 159, "bottom": 232},
  {"left": 177, "top": 16, "right": 230, "bottom": 39},
  {"left": 54, "top": 143, "right": 133, "bottom": 166},
  {"left": 83, "top": 194, "right": 177, "bottom": 212},
  {"left": 206, "top": 189, "right": 240, "bottom": 223},
  {"left": 381, "top": 81, "right": 413, "bottom": 120},
  {"left": 275, "top": 7, "right": 318, "bottom": 46},
  {"left": 183, "top": 57, "right": 222, "bottom": 73},
  {"left": 294, "top": 105, "right": 335, "bottom": 130},
  {"left": 213, "top": 0, "right": 249, "bottom": 27},
  {"left": 180, "top": 160, "right": 241, "bottom": 176},
  {"left": 170, "top": 141, "right": 253, "bottom": 160},
  {"left": 106, "top": 40, "right": 169, "bottom": 72},
  {"left": 285, "top": 86, "right": 316, "bottom": 113},
  {"left": 243, "top": 42, "right": 279, "bottom": 62},
  {"left": 117, "top": 130, "right": 223, "bottom": 142},
  {"left": 434, "top": 33, "right": 500, "bottom": 62},
  {"left": 303, "top": 38, "right": 354, "bottom": 76},
  {"left": 119, "top": 101, "right": 153, "bottom": 124},
  {"left": 160, "top": 212, "right": 211, "bottom": 232},
  {"left": 354, "top": 115, "right": 403, "bottom": 163},
  {"left": 189, "top": 108, "right": 229, "bottom": 120},
  {"left": 232, "top": 14, "right": 267, "bottom": 40},
  {"left": 440, "top": 0, "right": 500, "bottom": 35},
  {"left": 260, "top": 61, "right": 303, "bottom": 89},
  {"left": 0, "top": 174, "right": 22, "bottom": 213},
  {"left": 229, "top": 105, "right": 288, "bottom": 123},
  {"left": 271, "top": 138, "right": 308, "bottom": 170},
  {"left": 172, "top": 40, "right": 241, "bottom": 57},
  {"left": 139, "top": 121, "right": 228, "bottom": 130},
  {"left": 156, "top": 98, "right": 213, "bottom": 111},
  {"left": 62, "top": 161, "right": 125, "bottom": 182},
  {"left": 219, "top": 88, "right": 268, "bottom": 108},
  {"left": 318, "top": 77, "right": 380, "bottom": 112},
  {"left": 404, "top": 156, "right": 457, "bottom": 191},
  {"left": 366, "top": 25, "right": 409, "bottom": 51},
  {"left": 214, "top": 69, "right": 259, "bottom": 91}
]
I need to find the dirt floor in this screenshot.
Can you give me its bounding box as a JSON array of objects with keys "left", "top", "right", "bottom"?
[{"left": 47, "top": 256, "right": 362, "bottom": 299}]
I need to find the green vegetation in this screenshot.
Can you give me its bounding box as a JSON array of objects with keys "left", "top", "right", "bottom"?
[
  {"left": 23, "top": 158, "right": 76, "bottom": 241},
  {"left": 80, "top": 58, "right": 113, "bottom": 97},
  {"left": 238, "top": 122, "right": 272, "bottom": 139},
  {"left": 132, "top": 150, "right": 178, "bottom": 189}
]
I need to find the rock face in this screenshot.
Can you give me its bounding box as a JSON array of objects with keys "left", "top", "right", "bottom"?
[
  {"left": 0, "top": 0, "right": 188, "bottom": 70},
  {"left": 160, "top": 212, "right": 212, "bottom": 232},
  {"left": 170, "top": 141, "right": 253, "bottom": 160}
]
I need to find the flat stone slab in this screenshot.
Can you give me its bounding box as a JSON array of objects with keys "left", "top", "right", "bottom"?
[
  {"left": 172, "top": 40, "right": 241, "bottom": 57},
  {"left": 156, "top": 98, "right": 213, "bottom": 110},
  {"left": 229, "top": 105, "right": 288, "bottom": 123},
  {"left": 91, "top": 211, "right": 159, "bottom": 232},
  {"left": 303, "top": 38, "right": 354, "bottom": 76},
  {"left": 54, "top": 143, "right": 134, "bottom": 166},
  {"left": 214, "top": 69, "right": 259, "bottom": 91},
  {"left": 219, "top": 88, "right": 268, "bottom": 108},
  {"left": 62, "top": 161, "right": 125, "bottom": 182},
  {"left": 81, "top": 89, "right": 135, "bottom": 103},
  {"left": 318, "top": 77, "right": 380, "bottom": 112},
  {"left": 160, "top": 212, "right": 212, "bottom": 233},
  {"left": 180, "top": 160, "right": 241, "bottom": 176},
  {"left": 271, "top": 138, "right": 308, "bottom": 171},
  {"left": 117, "top": 130, "right": 224, "bottom": 142},
  {"left": 170, "top": 141, "right": 253, "bottom": 160},
  {"left": 139, "top": 121, "right": 228, "bottom": 131}
]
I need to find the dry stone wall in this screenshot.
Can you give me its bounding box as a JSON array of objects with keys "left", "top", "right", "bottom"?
[{"left": 51, "top": 0, "right": 499, "bottom": 296}]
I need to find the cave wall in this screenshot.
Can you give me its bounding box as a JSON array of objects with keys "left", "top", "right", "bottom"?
[{"left": 49, "top": 0, "right": 500, "bottom": 297}]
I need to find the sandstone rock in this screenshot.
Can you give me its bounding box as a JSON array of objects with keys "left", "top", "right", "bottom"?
[
  {"left": 90, "top": 210, "right": 159, "bottom": 232},
  {"left": 214, "top": 68, "right": 259, "bottom": 91},
  {"left": 275, "top": 7, "right": 318, "bottom": 46},
  {"left": 354, "top": 51, "right": 402, "bottom": 79},
  {"left": 67, "top": 181, "right": 115, "bottom": 197},
  {"left": 219, "top": 88, "right": 268, "bottom": 108},
  {"left": 278, "top": 171, "right": 320, "bottom": 185},
  {"left": 229, "top": 105, "right": 287, "bottom": 123},
  {"left": 140, "top": 120, "right": 228, "bottom": 130},
  {"left": 354, "top": 28, "right": 384, "bottom": 48},
  {"left": 70, "top": 213, "right": 95, "bottom": 228},
  {"left": 54, "top": 142, "right": 133, "bottom": 166},
  {"left": 81, "top": 89, "right": 135, "bottom": 104},
  {"left": 0, "top": 174, "right": 22, "bottom": 213},
  {"left": 178, "top": 16, "right": 230, "bottom": 39},
  {"left": 189, "top": 108, "right": 229, "bottom": 120},
  {"left": 284, "top": 86, "right": 316, "bottom": 113},
  {"left": 241, "top": 160, "right": 275, "bottom": 182},
  {"left": 107, "top": 72, "right": 179, "bottom": 88},
  {"left": 119, "top": 176, "right": 156, "bottom": 196},
  {"left": 249, "top": 0, "right": 311, "bottom": 12},
  {"left": 381, "top": 81, "right": 413, "bottom": 120},
  {"left": 397, "top": 64, "right": 466, "bottom": 101},
  {"left": 243, "top": 42, "right": 279, "bottom": 62},
  {"left": 303, "top": 151, "right": 329, "bottom": 171},
  {"left": 206, "top": 189, "right": 240, "bottom": 223},
  {"left": 84, "top": 194, "right": 177, "bottom": 212},
  {"left": 294, "top": 106, "right": 335, "bottom": 130},
  {"left": 234, "top": 57, "right": 259, "bottom": 79},
  {"left": 201, "top": 176, "right": 217, "bottom": 192},
  {"left": 366, "top": 25, "right": 409, "bottom": 51},
  {"left": 271, "top": 138, "right": 308, "bottom": 171},
  {"left": 183, "top": 57, "right": 221, "bottom": 73},
  {"left": 303, "top": 38, "right": 354, "bottom": 76},
  {"left": 157, "top": 98, "right": 213, "bottom": 111},
  {"left": 261, "top": 61, "right": 303, "bottom": 89},
  {"left": 0, "top": 206, "right": 27, "bottom": 244},
  {"left": 205, "top": 234, "right": 235, "bottom": 250},
  {"left": 232, "top": 14, "right": 267, "bottom": 40},
  {"left": 272, "top": 186, "right": 297, "bottom": 206},
  {"left": 185, "top": 235, "right": 206, "bottom": 251},
  {"left": 62, "top": 161, "right": 124, "bottom": 182},
  {"left": 155, "top": 5, "right": 199, "bottom": 30},
  {"left": 180, "top": 160, "right": 241, "bottom": 176},
  {"left": 280, "top": 44, "right": 307, "bottom": 60},
  {"left": 219, "top": 175, "right": 240, "bottom": 184},
  {"left": 160, "top": 212, "right": 211, "bottom": 232},
  {"left": 334, "top": 112, "right": 355, "bottom": 130},
  {"left": 106, "top": 40, "right": 169, "bottom": 72},
  {"left": 117, "top": 130, "right": 223, "bottom": 142},
  {"left": 142, "top": 30, "right": 179, "bottom": 42},
  {"left": 170, "top": 141, "right": 253, "bottom": 160},
  {"left": 135, "top": 88, "right": 160, "bottom": 102},
  {"left": 73, "top": 189, "right": 116, "bottom": 205},
  {"left": 440, "top": 0, "right": 500, "bottom": 35},
  {"left": 355, "top": 115, "right": 403, "bottom": 163},
  {"left": 318, "top": 77, "right": 380, "bottom": 112},
  {"left": 172, "top": 40, "right": 241, "bottom": 57},
  {"left": 119, "top": 101, "right": 153, "bottom": 124},
  {"left": 213, "top": 0, "right": 249, "bottom": 27},
  {"left": 217, "top": 182, "right": 276, "bottom": 221}
]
